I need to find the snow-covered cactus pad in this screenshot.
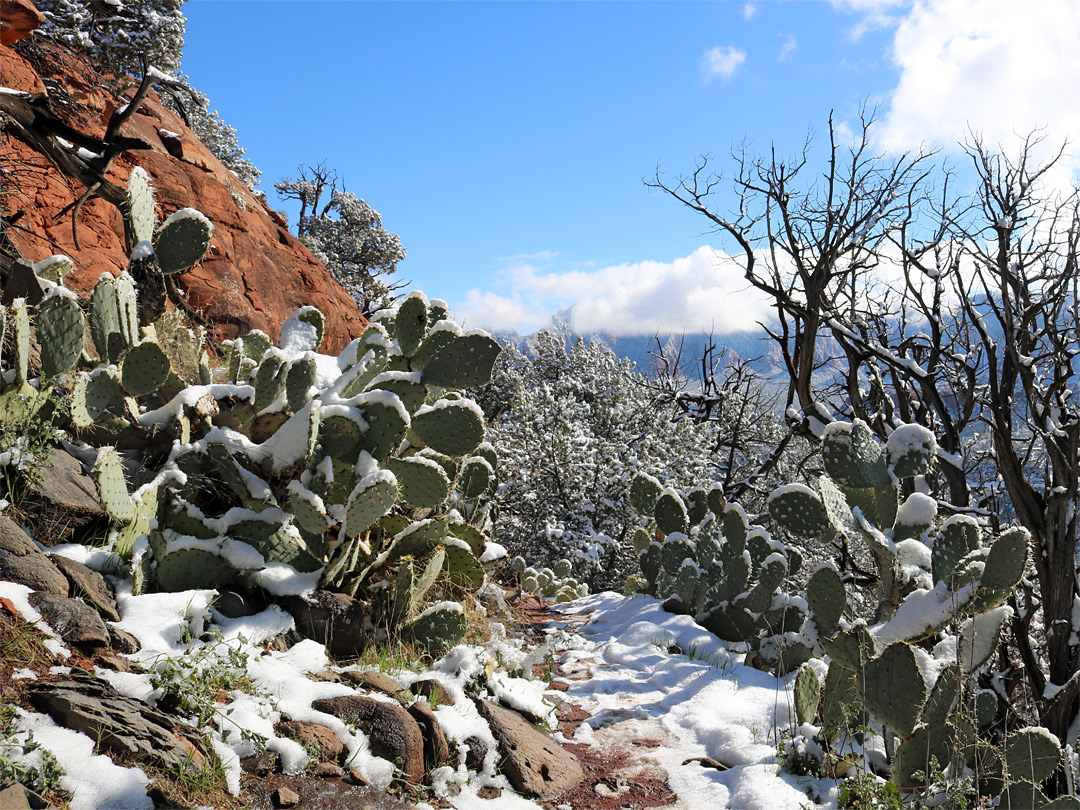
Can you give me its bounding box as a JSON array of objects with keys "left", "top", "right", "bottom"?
[
  {"left": 629, "top": 472, "right": 662, "bottom": 516},
  {"left": 127, "top": 166, "right": 156, "bottom": 245},
  {"left": 154, "top": 208, "right": 213, "bottom": 275}
]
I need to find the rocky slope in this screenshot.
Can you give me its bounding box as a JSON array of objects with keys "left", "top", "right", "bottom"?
[{"left": 0, "top": 8, "right": 366, "bottom": 352}]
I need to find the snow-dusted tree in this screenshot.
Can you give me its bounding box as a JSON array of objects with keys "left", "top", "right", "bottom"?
[
  {"left": 276, "top": 164, "right": 406, "bottom": 315},
  {"left": 655, "top": 116, "right": 1080, "bottom": 753},
  {"left": 36, "top": 0, "right": 186, "bottom": 77},
  {"left": 478, "top": 332, "right": 758, "bottom": 590}
]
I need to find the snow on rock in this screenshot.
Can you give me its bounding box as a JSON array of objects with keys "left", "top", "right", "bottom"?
[{"left": 12, "top": 710, "right": 153, "bottom": 810}]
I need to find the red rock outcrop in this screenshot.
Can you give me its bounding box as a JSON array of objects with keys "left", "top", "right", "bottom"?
[
  {"left": 0, "top": 0, "right": 44, "bottom": 47},
  {"left": 1, "top": 33, "right": 366, "bottom": 353}
]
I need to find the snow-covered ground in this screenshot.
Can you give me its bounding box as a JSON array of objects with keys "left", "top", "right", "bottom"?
[{"left": 1, "top": 579, "right": 837, "bottom": 810}]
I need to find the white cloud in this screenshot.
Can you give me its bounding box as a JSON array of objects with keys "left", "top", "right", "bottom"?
[
  {"left": 778, "top": 33, "right": 797, "bottom": 61},
  {"left": 877, "top": 0, "right": 1080, "bottom": 185},
  {"left": 701, "top": 45, "right": 747, "bottom": 82},
  {"left": 743, "top": 2, "right": 757, "bottom": 20},
  {"left": 453, "top": 246, "right": 775, "bottom": 336}
]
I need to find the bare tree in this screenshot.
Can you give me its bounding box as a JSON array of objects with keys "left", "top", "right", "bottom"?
[{"left": 652, "top": 113, "right": 1080, "bottom": 748}]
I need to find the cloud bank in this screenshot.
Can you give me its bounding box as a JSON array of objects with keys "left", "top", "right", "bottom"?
[
  {"left": 455, "top": 247, "right": 775, "bottom": 336},
  {"left": 875, "top": 0, "right": 1080, "bottom": 183}
]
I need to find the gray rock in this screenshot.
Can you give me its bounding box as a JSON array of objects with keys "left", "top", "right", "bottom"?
[
  {"left": 28, "top": 591, "right": 109, "bottom": 649},
  {"left": 408, "top": 700, "right": 450, "bottom": 774},
  {"left": 274, "top": 786, "right": 300, "bottom": 807},
  {"left": 311, "top": 695, "right": 424, "bottom": 783},
  {"left": 28, "top": 672, "right": 210, "bottom": 773},
  {"left": 50, "top": 555, "right": 119, "bottom": 622},
  {"left": 463, "top": 735, "right": 489, "bottom": 772},
  {"left": 0, "top": 514, "right": 69, "bottom": 595},
  {"left": 474, "top": 698, "right": 584, "bottom": 798},
  {"left": 341, "top": 670, "right": 413, "bottom": 703},
  {"left": 25, "top": 449, "right": 106, "bottom": 542},
  {"left": 282, "top": 590, "right": 368, "bottom": 659},
  {"left": 107, "top": 625, "right": 141, "bottom": 654}
]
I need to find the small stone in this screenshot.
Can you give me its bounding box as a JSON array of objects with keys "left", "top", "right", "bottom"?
[
  {"left": 411, "top": 676, "right": 455, "bottom": 707},
  {"left": 107, "top": 626, "right": 141, "bottom": 654},
  {"left": 95, "top": 654, "right": 131, "bottom": 673},
  {"left": 463, "top": 736, "right": 489, "bottom": 772},
  {"left": 273, "top": 786, "right": 300, "bottom": 807},
  {"left": 683, "top": 755, "right": 729, "bottom": 770},
  {"left": 346, "top": 769, "right": 369, "bottom": 786},
  {"left": 314, "top": 761, "right": 345, "bottom": 778},
  {"left": 408, "top": 700, "right": 449, "bottom": 772}
]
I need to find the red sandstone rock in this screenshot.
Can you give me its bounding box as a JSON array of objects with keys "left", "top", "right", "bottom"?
[
  {"left": 1, "top": 38, "right": 366, "bottom": 353},
  {"left": 0, "top": 0, "right": 44, "bottom": 46}
]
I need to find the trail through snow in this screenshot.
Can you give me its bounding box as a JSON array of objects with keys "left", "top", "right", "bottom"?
[{"left": 545, "top": 593, "right": 836, "bottom": 810}]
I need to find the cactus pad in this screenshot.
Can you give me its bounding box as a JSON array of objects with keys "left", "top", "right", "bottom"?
[
  {"left": 388, "top": 456, "right": 451, "bottom": 509},
  {"left": 1004, "top": 728, "right": 1061, "bottom": 786},
  {"left": 768, "top": 484, "right": 829, "bottom": 538},
  {"left": 37, "top": 294, "right": 85, "bottom": 379},
  {"left": 127, "top": 166, "right": 156, "bottom": 245},
  {"left": 794, "top": 664, "right": 821, "bottom": 725},
  {"left": 412, "top": 399, "right": 484, "bottom": 457},
  {"left": 422, "top": 333, "right": 501, "bottom": 390},
  {"left": 395, "top": 292, "right": 429, "bottom": 357},
  {"left": 806, "top": 566, "right": 846, "bottom": 634},
  {"left": 120, "top": 341, "right": 171, "bottom": 397},
  {"left": 401, "top": 603, "right": 467, "bottom": 653},
  {"left": 457, "top": 456, "right": 495, "bottom": 499},
  {"left": 859, "top": 643, "right": 926, "bottom": 737},
  {"left": 155, "top": 546, "right": 237, "bottom": 592},
  {"left": 344, "top": 472, "right": 399, "bottom": 537},
  {"left": 93, "top": 447, "right": 135, "bottom": 523},
  {"left": 629, "top": 472, "right": 662, "bottom": 516},
  {"left": 654, "top": 489, "right": 689, "bottom": 536},
  {"left": 155, "top": 208, "right": 212, "bottom": 274}
]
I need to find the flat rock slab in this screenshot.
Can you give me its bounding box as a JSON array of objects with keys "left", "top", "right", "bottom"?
[
  {"left": 50, "top": 555, "right": 119, "bottom": 622},
  {"left": 26, "top": 449, "right": 106, "bottom": 540},
  {"left": 28, "top": 672, "right": 209, "bottom": 773},
  {"left": 28, "top": 591, "right": 109, "bottom": 649},
  {"left": 310, "top": 695, "right": 424, "bottom": 784},
  {"left": 0, "top": 514, "right": 70, "bottom": 596},
  {"left": 410, "top": 676, "right": 455, "bottom": 707},
  {"left": 475, "top": 698, "right": 584, "bottom": 798}
]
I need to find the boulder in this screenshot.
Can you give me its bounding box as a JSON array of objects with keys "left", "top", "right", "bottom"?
[
  {"left": 0, "top": 0, "right": 44, "bottom": 46},
  {"left": 50, "top": 555, "right": 119, "bottom": 622},
  {"left": 410, "top": 676, "right": 455, "bottom": 707},
  {"left": 3, "top": 37, "right": 367, "bottom": 354},
  {"left": 28, "top": 591, "right": 110, "bottom": 649},
  {"left": 282, "top": 590, "right": 368, "bottom": 660},
  {"left": 311, "top": 695, "right": 424, "bottom": 784},
  {"left": 474, "top": 698, "right": 584, "bottom": 798},
  {"left": 0, "top": 514, "right": 70, "bottom": 596}
]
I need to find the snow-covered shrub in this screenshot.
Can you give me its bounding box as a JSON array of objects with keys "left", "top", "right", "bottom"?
[
  {"left": 476, "top": 333, "right": 720, "bottom": 591},
  {"left": 36, "top": 0, "right": 186, "bottom": 76}
]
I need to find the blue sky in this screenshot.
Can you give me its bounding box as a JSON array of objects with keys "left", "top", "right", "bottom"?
[{"left": 180, "top": 0, "right": 1080, "bottom": 335}]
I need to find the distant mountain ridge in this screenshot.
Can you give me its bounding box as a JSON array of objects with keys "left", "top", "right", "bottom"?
[{"left": 491, "top": 307, "right": 787, "bottom": 380}]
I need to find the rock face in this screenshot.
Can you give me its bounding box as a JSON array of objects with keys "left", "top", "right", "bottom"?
[
  {"left": 0, "top": 0, "right": 43, "bottom": 46},
  {"left": 2, "top": 36, "right": 367, "bottom": 353}
]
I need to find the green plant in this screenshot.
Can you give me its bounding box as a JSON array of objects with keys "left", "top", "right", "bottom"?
[
  {"left": 146, "top": 629, "right": 268, "bottom": 754},
  {"left": 838, "top": 771, "right": 904, "bottom": 809},
  {"left": 0, "top": 728, "right": 67, "bottom": 800}
]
